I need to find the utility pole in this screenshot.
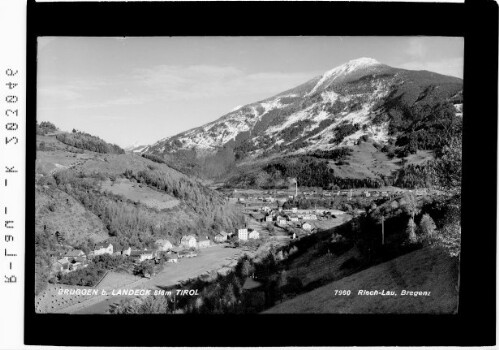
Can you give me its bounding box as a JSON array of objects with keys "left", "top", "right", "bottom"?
[
  {"left": 381, "top": 215, "right": 385, "bottom": 245},
  {"left": 295, "top": 179, "right": 298, "bottom": 198}
]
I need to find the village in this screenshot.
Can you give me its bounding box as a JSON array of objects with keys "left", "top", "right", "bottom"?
[
  {"left": 38, "top": 174, "right": 450, "bottom": 317},
  {"left": 53, "top": 184, "right": 435, "bottom": 279}
]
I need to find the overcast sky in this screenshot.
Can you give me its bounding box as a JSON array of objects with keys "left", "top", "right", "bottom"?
[{"left": 37, "top": 36, "right": 463, "bottom": 148}]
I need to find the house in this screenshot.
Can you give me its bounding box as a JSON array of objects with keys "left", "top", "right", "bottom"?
[
  {"left": 155, "top": 239, "right": 173, "bottom": 251},
  {"left": 180, "top": 235, "right": 197, "bottom": 249},
  {"left": 214, "top": 232, "right": 228, "bottom": 243},
  {"left": 278, "top": 219, "right": 287, "bottom": 226},
  {"left": 63, "top": 249, "right": 86, "bottom": 261},
  {"left": 92, "top": 243, "right": 113, "bottom": 256},
  {"left": 71, "top": 261, "right": 87, "bottom": 270},
  {"left": 289, "top": 216, "right": 299, "bottom": 222},
  {"left": 130, "top": 250, "right": 154, "bottom": 262},
  {"left": 364, "top": 191, "right": 371, "bottom": 197},
  {"left": 54, "top": 257, "right": 69, "bottom": 273},
  {"left": 238, "top": 228, "right": 248, "bottom": 241},
  {"left": 252, "top": 213, "right": 266, "bottom": 222},
  {"left": 302, "top": 222, "right": 313, "bottom": 231},
  {"left": 57, "top": 257, "right": 69, "bottom": 265},
  {"left": 198, "top": 237, "right": 211, "bottom": 249},
  {"left": 265, "top": 215, "right": 274, "bottom": 222},
  {"left": 122, "top": 247, "right": 132, "bottom": 256},
  {"left": 249, "top": 230, "right": 260, "bottom": 239},
  {"left": 291, "top": 207, "right": 298, "bottom": 213}
]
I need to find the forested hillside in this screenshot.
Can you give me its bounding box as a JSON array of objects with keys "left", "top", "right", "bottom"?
[{"left": 35, "top": 125, "right": 244, "bottom": 295}]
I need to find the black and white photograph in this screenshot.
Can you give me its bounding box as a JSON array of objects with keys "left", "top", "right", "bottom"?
[
  {"left": 34, "top": 36, "right": 464, "bottom": 315},
  {"left": 14, "top": 0, "right": 496, "bottom": 347}
]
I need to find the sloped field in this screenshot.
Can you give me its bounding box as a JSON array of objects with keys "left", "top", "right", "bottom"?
[
  {"left": 100, "top": 178, "right": 180, "bottom": 210},
  {"left": 264, "top": 247, "right": 458, "bottom": 314}
]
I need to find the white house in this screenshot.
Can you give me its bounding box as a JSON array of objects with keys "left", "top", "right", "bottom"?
[
  {"left": 249, "top": 230, "right": 260, "bottom": 240},
  {"left": 63, "top": 249, "right": 86, "bottom": 261},
  {"left": 292, "top": 207, "right": 298, "bottom": 213},
  {"left": 364, "top": 191, "right": 371, "bottom": 197},
  {"left": 155, "top": 239, "right": 173, "bottom": 251},
  {"left": 289, "top": 216, "right": 299, "bottom": 222},
  {"left": 130, "top": 250, "right": 154, "bottom": 262},
  {"left": 278, "top": 219, "right": 287, "bottom": 226},
  {"left": 122, "top": 247, "right": 132, "bottom": 256},
  {"left": 238, "top": 228, "right": 248, "bottom": 241},
  {"left": 180, "top": 235, "right": 197, "bottom": 249},
  {"left": 302, "top": 222, "right": 313, "bottom": 231},
  {"left": 92, "top": 243, "right": 113, "bottom": 256},
  {"left": 265, "top": 215, "right": 273, "bottom": 222}
]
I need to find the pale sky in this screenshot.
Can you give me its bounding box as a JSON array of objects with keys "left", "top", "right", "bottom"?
[{"left": 37, "top": 36, "right": 463, "bottom": 148}]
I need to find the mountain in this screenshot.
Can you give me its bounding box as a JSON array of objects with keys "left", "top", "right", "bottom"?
[
  {"left": 125, "top": 143, "right": 149, "bottom": 154},
  {"left": 144, "top": 58, "right": 462, "bottom": 160}
]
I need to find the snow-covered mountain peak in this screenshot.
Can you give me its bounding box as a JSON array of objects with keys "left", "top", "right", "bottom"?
[
  {"left": 144, "top": 59, "right": 462, "bottom": 161},
  {"left": 343, "top": 57, "right": 381, "bottom": 68},
  {"left": 308, "top": 57, "right": 383, "bottom": 95}
]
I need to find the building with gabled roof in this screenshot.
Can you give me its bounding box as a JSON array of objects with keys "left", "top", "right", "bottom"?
[
  {"left": 155, "top": 239, "right": 173, "bottom": 251},
  {"left": 249, "top": 230, "right": 260, "bottom": 240},
  {"left": 180, "top": 235, "right": 197, "bottom": 249},
  {"left": 92, "top": 243, "right": 113, "bottom": 256},
  {"left": 214, "top": 232, "right": 228, "bottom": 243},
  {"left": 130, "top": 250, "right": 154, "bottom": 262}
]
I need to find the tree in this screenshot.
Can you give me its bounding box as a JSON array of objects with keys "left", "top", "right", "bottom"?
[
  {"left": 254, "top": 171, "right": 271, "bottom": 188},
  {"left": 431, "top": 218, "right": 461, "bottom": 312},
  {"left": 434, "top": 222, "right": 461, "bottom": 257},
  {"left": 436, "top": 136, "right": 462, "bottom": 190},
  {"left": 240, "top": 259, "right": 254, "bottom": 277},
  {"left": 266, "top": 223, "right": 275, "bottom": 234},
  {"left": 222, "top": 283, "right": 237, "bottom": 308},
  {"left": 137, "top": 260, "right": 154, "bottom": 277},
  {"left": 419, "top": 213, "right": 437, "bottom": 243},
  {"left": 406, "top": 218, "right": 417, "bottom": 244},
  {"left": 138, "top": 295, "right": 170, "bottom": 314},
  {"left": 403, "top": 192, "right": 419, "bottom": 239}
]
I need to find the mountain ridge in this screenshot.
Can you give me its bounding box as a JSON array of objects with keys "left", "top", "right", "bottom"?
[{"left": 144, "top": 58, "right": 461, "bottom": 156}]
